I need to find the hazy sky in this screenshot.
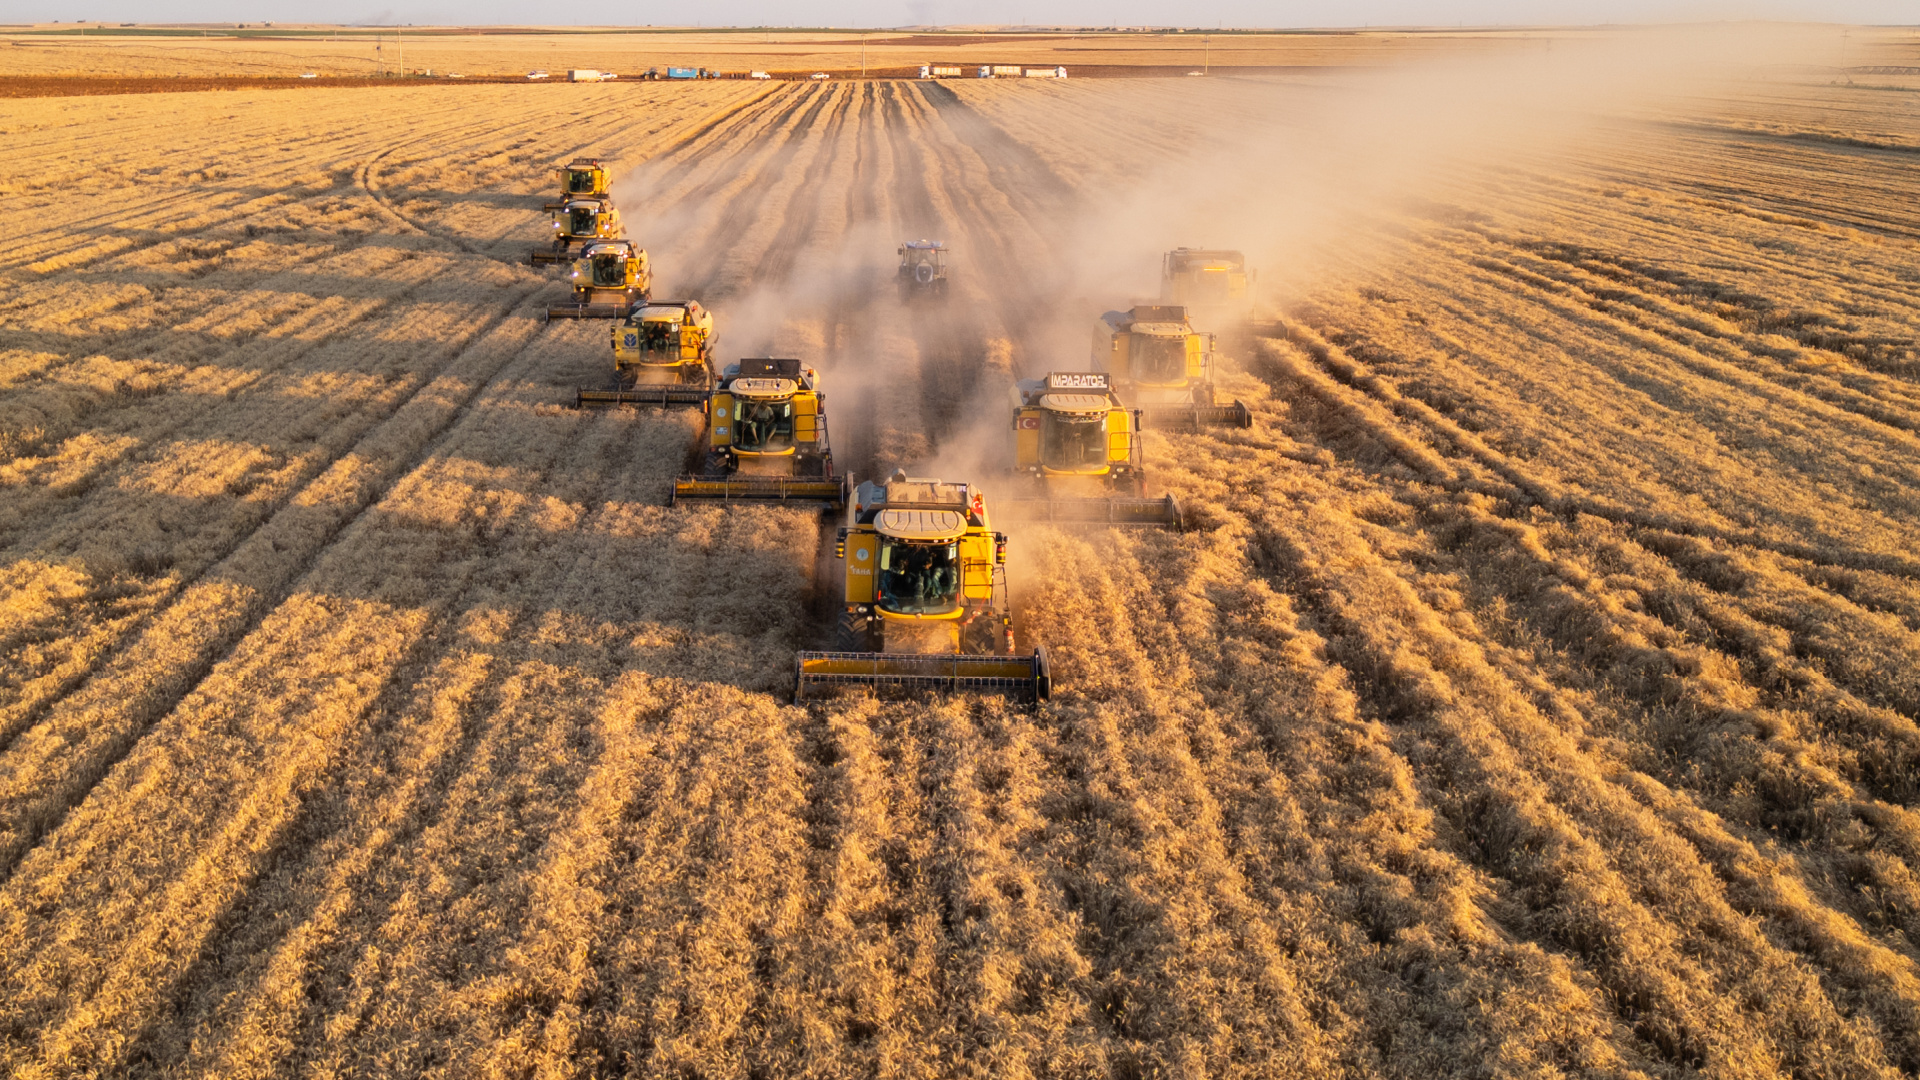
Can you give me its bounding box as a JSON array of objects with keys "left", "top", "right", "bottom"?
[{"left": 5, "top": 1, "right": 1916, "bottom": 27}]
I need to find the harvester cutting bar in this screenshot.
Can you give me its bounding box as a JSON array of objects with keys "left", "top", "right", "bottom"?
[
  {"left": 794, "top": 648, "right": 1051, "bottom": 703},
  {"left": 574, "top": 385, "right": 710, "bottom": 409},
  {"left": 995, "top": 494, "right": 1182, "bottom": 531},
  {"left": 546, "top": 302, "right": 635, "bottom": 321},
  {"left": 1139, "top": 401, "right": 1253, "bottom": 429},
  {"left": 672, "top": 474, "right": 850, "bottom": 507}
]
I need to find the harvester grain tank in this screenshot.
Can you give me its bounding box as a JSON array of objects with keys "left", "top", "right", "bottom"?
[
  {"left": 545, "top": 158, "right": 610, "bottom": 209},
  {"left": 897, "top": 240, "right": 948, "bottom": 301},
  {"left": 575, "top": 299, "right": 715, "bottom": 407},
  {"left": 1093, "top": 304, "right": 1252, "bottom": 428},
  {"left": 672, "top": 357, "right": 844, "bottom": 505},
  {"left": 547, "top": 239, "right": 651, "bottom": 320},
  {"left": 1161, "top": 248, "right": 1252, "bottom": 312},
  {"left": 531, "top": 194, "right": 621, "bottom": 266},
  {"left": 995, "top": 371, "right": 1182, "bottom": 530},
  {"left": 796, "top": 471, "right": 1049, "bottom": 703}
]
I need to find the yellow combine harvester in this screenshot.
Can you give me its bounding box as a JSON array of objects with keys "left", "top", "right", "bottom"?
[
  {"left": 544, "top": 158, "right": 611, "bottom": 209},
  {"left": 995, "top": 371, "right": 1181, "bottom": 530},
  {"left": 547, "top": 239, "right": 651, "bottom": 320},
  {"left": 672, "top": 357, "right": 845, "bottom": 506},
  {"left": 530, "top": 195, "right": 621, "bottom": 266},
  {"left": 1093, "top": 304, "right": 1252, "bottom": 429},
  {"left": 796, "top": 471, "right": 1050, "bottom": 703},
  {"left": 575, "top": 299, "right": 716, "bottom": 408},
  {"left": 1162, "top": 247, "right": 1253, "bottom": 312}
]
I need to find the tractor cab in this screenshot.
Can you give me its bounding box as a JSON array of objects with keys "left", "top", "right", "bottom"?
[{"left": 897, "top": 240, "right": 949, "bottom": 300}]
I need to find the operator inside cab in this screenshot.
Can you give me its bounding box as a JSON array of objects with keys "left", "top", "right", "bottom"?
[
  {"left": 568, "top": 206, "right": 595, "bottom": 234},
  {"left": 568, "top": 170, "right": 594, "bottom": 192},
  {"left": 1043, "top": 410, "right": 1107, "bottom": 471},
  {"left": 878, "top": 541, "right": 961, "bottom": 615},
  {"left": 591, "top": 251, "right": 624, "bottom": 285},
  {"left": 1132, "top": 335, "right": 1187, "bottom": 384},
  {"left": 734, "top": 398, "right": 794, "bottom": 452}
]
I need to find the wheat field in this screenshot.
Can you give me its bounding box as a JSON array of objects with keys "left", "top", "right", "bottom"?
[{"left": 3, "top": 31, "right": 1920, "bottom": 1078}]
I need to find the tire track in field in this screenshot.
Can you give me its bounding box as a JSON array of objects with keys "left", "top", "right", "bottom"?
[
  {"left": 0, "top": 327, "right": 663, "bottom": 1073},
  {"left": 1244, "top": 323, "right": 1920, "bottom": 1066},
  {"left": 0, "top": 279, "right": 554, "bottom": 878}
]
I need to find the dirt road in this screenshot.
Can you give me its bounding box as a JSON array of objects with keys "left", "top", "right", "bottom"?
[{"left": 3, "top": 71, "right": 1920, "bottom": 1078}]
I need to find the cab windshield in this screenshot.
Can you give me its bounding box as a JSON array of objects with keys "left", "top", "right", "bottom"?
[
  {"left": 878, "top": 539, "right": 961, "bottom": 615},
  {"left": 1043, "top": 412, "right": 1108, "bottom": 471},
  {"left": 567, "top": 208, "right": 595, "bottom": 235},
  {"left": 567, "top": 170, "right": 595, "bottom": 192},
  {"left": 1134, "top": 334, "right": 1188, "bottom": 384},
  {"left": 1194, "top": 268, "right": 1231, "bottom": 300},
  {"left": 732, "top": 397, "right": 794, "bottom": 452},
  {"left": 591, "top": 253, "right": 625, "bottom": 286},
  {"left": 637, "top": 320, "right": 680, "bottom": 358}
]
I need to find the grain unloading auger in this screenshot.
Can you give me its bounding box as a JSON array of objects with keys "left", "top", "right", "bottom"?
[
  {"left": 993, "top": 371, "right": 1182, "bottom": 531},
  {"left": 575, "top": 300, "right": 716, "bottom": 409},
  {"left": 672, "top": 358, "right": 846, "bottom": 507},
  {"left": 547, "top": 239, "right": 651, "bottom": 320},
  {"left": 531, "top": 195, "right": 622, "bottom": 266},
  {"left": 1093, "top": 305, "right": 1252, "bottom": 430},
  {"left": 796, "top": 471, "right": 1049, "bottom": 704}
]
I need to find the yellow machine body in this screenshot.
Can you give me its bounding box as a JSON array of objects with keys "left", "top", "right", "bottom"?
[
  {"left": 670, "top": 358, "right": 840, "bottom": 504},
  {"left": 612, "top": 300, "right": 713, "bottom": 382},
  {"left": 532, "top": 195, "right": 623, "bottom": 266},
  {"left": 1093, "top": 305, "right": 1213, "bottom": 398},
  {"left": 1010, "top": 371, "right": 1136, "bottom": 479},
  {"left": 1091, "top": 304, "right": 1253, "bottom": 429},
  {"left": 559, "top": 159, "right": 611, "bottom": 198},
  {"left": 797, "top": 472, "right": 1049, "bottom": 702},
  {"left": 548, "top": 240, "right": 651, "bottom": 320},
  {"left": 1161, "top": 247, "right": 1251, "bottom": 309}
]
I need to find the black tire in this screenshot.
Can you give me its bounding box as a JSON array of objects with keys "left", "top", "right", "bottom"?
[
  {"left": 962, "top": 615, "right": 1004, "bottom": 655},
  {"left": 834, "top": 609, "right": 868, "bottom": 653}
]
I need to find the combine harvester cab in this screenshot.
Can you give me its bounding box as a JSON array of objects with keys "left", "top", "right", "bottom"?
[
  {"left": 547, "top": 239, "right": 651, "bottom": 320},
  {"left": 1161, "top": 247, "right": 1254, "bottom": 316},
  {"left": 997, "top": 371, "right": 1181, "bottom": 530},
  {"left": 1093, "top": 304, "right": 1252, "bottom": 429},
  {"left": 797, "top": 470, "right": 1049, "bottom": 703},
  {"left": 672, "top": 357, "right": 845, "bottom": 506},
  {"left": 576, "top": 299, "right": 715, "bottom": 408},
  {"left": 531, "top": 195, "right": 621, "bottom": 266},
  {"left": 544, "top": 158, "right": 611, "bottom": 209},
  {"left": 897, "top": 240, "right": 949, "bottom": 302}
]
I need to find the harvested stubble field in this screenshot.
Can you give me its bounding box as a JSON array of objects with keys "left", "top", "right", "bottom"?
[{"left": 4, "top": 29, "right": 1920, "bottom": 1079}]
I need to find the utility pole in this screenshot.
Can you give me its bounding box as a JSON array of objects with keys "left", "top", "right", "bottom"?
[
  {"left": 861, "top": 34, "right": 867, "bottom": 78},
  {"left": 1204, "top": 35, "right": 1209, "bottom": 75}
]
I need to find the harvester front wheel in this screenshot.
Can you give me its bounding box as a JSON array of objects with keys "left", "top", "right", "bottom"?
[
  {"left": 963, "top": 615, "right": 1005, "bottom": 656},
  {"left": 834, "top": 609, "right": 871, "bottom": 653}
]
